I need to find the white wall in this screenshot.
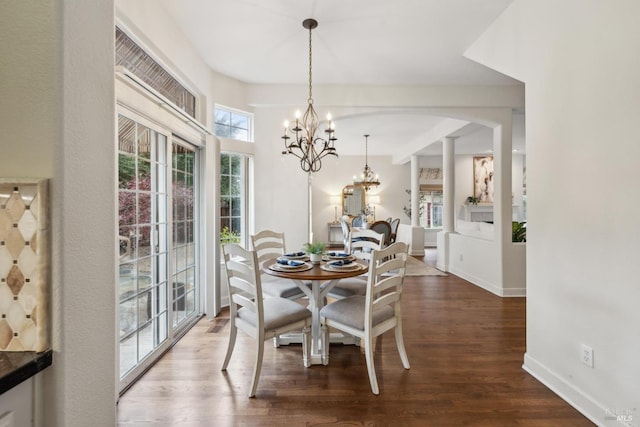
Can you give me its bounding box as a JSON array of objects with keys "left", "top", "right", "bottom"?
[
  {"left": 1, "top": 1, "right": 118, "bottom": 426},
  {"left": 252, "top": 106, "right": 411, "bottom": 250},
  {"left": 254, "top": 110, "right": 526, "bottom": 253},
  {"left": 467, "top": 0, "right": 640, "bottom": 424}
]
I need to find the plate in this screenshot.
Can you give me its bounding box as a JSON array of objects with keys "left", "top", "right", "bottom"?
[
  {"left": 269, "top": 262, "right": 313, "bottom": 272},
  {"left": 325, "top": 252, "right": 354, "bottom": 261},
  {"left": 321, "top": 262, "right": 363, "bottom": 272},
  {"left": 282, "top": 252, "right": 307, "bottom": 260}
]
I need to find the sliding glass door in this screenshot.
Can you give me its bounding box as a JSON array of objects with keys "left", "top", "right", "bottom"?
[{"left": 117, "top": 112, "right": 201, "bottom": 390}]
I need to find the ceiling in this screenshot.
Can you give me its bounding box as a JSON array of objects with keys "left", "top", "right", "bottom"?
[{"left": 158, "top": 0, "right": 524, "bottom": 157}]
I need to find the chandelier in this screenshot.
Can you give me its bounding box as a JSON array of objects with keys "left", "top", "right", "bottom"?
[
  {"left": 281, "top": 18, "right": 337, "bottom": 173},
  {"left": 353, "top": 134, "right": 380, "bottom": 192}
]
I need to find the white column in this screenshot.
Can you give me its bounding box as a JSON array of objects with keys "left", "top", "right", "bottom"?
[
  {"left": 409, "top": 155, "right": 425, "bottom": 256},
  {"left": 410, "top": 155, "right": 420, "bottom": 227},
  {"left": 442, "top": 137, "right": 456, "bottom": 233}
]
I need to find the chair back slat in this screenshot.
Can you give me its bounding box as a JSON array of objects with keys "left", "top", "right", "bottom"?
[
  {"left": 222, "top": 243, "right": 263, "bottom": 322},
  {"left": 251, "top": 230, "right": 286, "bottom": 266},
  {"left": 365, "top": 242, "right": 408, "bottom": 323}
]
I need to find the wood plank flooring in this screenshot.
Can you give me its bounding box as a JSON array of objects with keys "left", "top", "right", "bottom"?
[{"left": 117, "top": 258, "right": 593, "bottom": 426}]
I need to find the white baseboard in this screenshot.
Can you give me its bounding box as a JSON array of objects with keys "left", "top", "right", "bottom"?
[
  {"left": 449, "top": 267, "right": 525, "bottom": 297},
  {"left": 523, "top": 353, "right": 634, "bottom": 427}
]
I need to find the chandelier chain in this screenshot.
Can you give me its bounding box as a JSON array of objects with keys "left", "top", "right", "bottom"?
[{"left": 308, "top": 25, "right": 313, "bottom": 104}]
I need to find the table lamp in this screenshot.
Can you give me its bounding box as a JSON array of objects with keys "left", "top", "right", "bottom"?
[
  {"left": 367, "top": 194, "right": 380, "bottom": 220},
  {"left": 330, "top": 196, "right": 342, "bottom": 222}
]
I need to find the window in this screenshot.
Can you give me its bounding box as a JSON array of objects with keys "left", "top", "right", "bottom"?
[
  {"left": 220, "top": 153, "right": 245, "bottom": 245},
  {"left": 171, "top": 142, "right": 198, "bottom": 327},
  {"left": 420, "top": 191, "right": 443, "bottom": 228},
  {"left": 116, "top": 28, "right": 196, "bottom": 118},
  {"left": 215, "top": 106, "right": 252, "bottom": 141}
]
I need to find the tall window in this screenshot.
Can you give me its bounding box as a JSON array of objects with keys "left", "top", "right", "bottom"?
[
  {"left": 214, "top": 106, "right": 252, "bottom": 141},
  {"left": 220, "top": 153, "right": 244, "bottom": 245}
]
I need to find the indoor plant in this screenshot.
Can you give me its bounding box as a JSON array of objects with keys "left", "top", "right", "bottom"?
[
  {"left": 303, "top": 241, "right": 326, "bottom": 264},
  {"left": 512, "top": 221, "right": 527, "bottom": 242}
]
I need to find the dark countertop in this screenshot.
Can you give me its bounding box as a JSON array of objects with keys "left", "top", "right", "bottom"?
[{"left": 0, "top": 350, "right": 53, "bottom": 395}]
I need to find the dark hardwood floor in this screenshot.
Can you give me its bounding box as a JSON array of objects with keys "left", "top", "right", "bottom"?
[{"left": 117, "top": 253, "right": 593, "bottom": 426}]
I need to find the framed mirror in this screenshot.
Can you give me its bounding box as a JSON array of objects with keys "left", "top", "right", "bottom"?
[{"left": 342, "top": 185, "right": 365, "bottom": 217}]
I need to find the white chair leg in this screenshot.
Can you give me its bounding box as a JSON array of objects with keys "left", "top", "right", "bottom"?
[
  {"left": 363, "top": 335, "right": 379, "bottom": 395},
  {"left": 394, "top": 321, "right": 410, "bottom": 370},
  {"left": 248, "top": 338, "right": 264, "bottom": 397},
  {"left": 221, "top": 323, "right": 237, "bottom": 371}
]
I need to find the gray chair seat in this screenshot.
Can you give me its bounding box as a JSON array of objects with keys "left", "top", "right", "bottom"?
[
  {"left": 239, "top": 297, "right": 311, "bottom": 331},
  {"left": 262, "top": 275, "right": 310, "bottom": 299},
  {"left": 320, "top": 296, "right": 393, "bottom": 330}
]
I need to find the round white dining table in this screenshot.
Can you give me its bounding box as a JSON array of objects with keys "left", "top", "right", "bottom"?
[{"left": 262, "top": 258, "right": 368, "bottom": 365}]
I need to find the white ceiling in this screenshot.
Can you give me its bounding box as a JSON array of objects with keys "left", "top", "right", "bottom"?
[{"left": 159, "top": 0, "right": 524, "bottom": 157}]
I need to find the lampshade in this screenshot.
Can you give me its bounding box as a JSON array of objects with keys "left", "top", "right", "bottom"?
[{"left": 330, "top": 196, "right": 341, "bottom": 206}]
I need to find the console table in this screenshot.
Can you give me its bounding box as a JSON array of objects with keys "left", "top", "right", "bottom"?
[{"left": 327, "top": 222, "right": 343, "bottom": 247}]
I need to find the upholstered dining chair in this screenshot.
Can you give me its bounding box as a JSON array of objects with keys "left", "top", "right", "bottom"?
[
  {"left": 389, "top": 218, "right": 400, "bottom": 244},
  {"left": 370, "top": 220, "right": 392, "bottom": 246},
  {"left": 221, "top": 243, "right": 312, "bottom": 397},
  {"left": 320, "top": 242, "right": 410, "bottom": 395},
  {"left": 351, "top": 215, "right": 366, "bottom": 228},
  {"left": 251, "top": 230, "right": 306, "bottom": 301},
  {"left": 325, "top": 229, "right": 385, "bottom": 300}
]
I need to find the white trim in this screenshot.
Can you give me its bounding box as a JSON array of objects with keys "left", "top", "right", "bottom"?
[
  {"left": 116, "top": 66, "right": 210, "bottom": 136},
  {"left": 523, "top": 354, "right": 631, "bottom": 427}
]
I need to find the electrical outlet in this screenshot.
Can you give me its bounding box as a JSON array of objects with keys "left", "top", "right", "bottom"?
[{"left": 581, "top": 344, "right": 594, "bottom": 368}]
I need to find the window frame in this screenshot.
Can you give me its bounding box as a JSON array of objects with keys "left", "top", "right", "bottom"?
[{"left": 214, "top": 105, "right": 254, "bottom": 142}]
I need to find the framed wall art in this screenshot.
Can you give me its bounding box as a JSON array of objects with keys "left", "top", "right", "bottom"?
[{"left": 473, "top": 156, "right": 494, "bottom": 203}]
